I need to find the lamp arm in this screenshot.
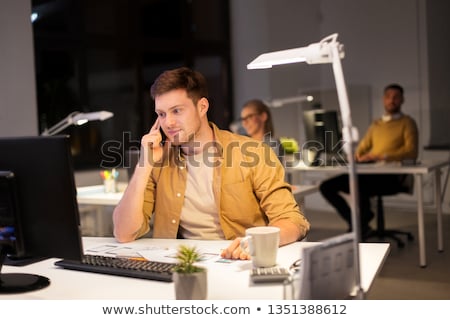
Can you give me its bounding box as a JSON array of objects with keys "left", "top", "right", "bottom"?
[
  {"left": 267, "top": 95, "right": 312, "bottom": 108},
  {"left": 41, "top": 112, "right": 79, "bottom": 136},
  {"left": 330, "top": 44, "right": 364, "bottom": 300}
]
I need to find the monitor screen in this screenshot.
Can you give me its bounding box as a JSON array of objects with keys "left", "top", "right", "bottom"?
[
  {"left": 0, "top": 136, "right": 84, "bottom": 292},
  {"left": 0, "top": 170, "right": 52, "bottom": 293},
  {"left": 0, "top": 136, "right": 83, "bottom": 265},
  {"left": 0, "top": 171, "right": 25, "bottom": 258},
  {"left": 303, "top": 109, "right": 346, "bottom": 166}
]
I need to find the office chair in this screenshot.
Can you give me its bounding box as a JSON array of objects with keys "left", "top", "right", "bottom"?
[{"left": 364, "top": 175, "right": 415, "bottom": 248}]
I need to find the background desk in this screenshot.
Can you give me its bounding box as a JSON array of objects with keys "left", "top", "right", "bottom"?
[
  {"left": 77, "top": 183, "right": 127, "bottom": 206},
  {"left": 76, "top": 183, "right": 127, "bottom": 236},
  {"left": 2, "top": 237, "right": 389, "bottom": 300},
  {"left": 287, "top": 159, "right": 450, "bottom": 267}
]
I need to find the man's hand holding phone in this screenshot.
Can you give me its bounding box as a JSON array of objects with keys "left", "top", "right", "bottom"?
[{"left": 140, "top": 118, "right": 165, "bottom": 167}]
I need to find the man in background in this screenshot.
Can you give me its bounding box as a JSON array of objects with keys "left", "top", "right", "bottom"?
[{"left": 319, "top": 83, "right": 418, "bottom": 237}]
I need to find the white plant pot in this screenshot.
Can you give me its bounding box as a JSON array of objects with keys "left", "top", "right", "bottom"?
[{"left": 173, "top": 270, "right": 207, "bottom": 300}]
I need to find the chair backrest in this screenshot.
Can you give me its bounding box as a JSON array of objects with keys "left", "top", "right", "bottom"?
[{"left": 374, "top": 174, "right": 414, "bottom": 215}]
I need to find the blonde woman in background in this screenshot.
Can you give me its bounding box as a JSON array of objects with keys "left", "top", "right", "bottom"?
[{"left": 240, "top": 99, "right": 283, "bottom": 156}]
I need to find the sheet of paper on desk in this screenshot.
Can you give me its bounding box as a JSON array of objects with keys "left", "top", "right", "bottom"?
[
  {"left": 85, "top": 242, "right": 226, "bottom": 264},
  {"left": 86, "top": 244, "right": 120, "bottom": 253},
  {"left": 138, "top": 248, "right": 220, "bottom": 264},
  {"left": 137, "top": 247, "right": 178, "bottom": 263},
  {"left": 106, "top": 246, "right": 142, "bottom": 257},
  {"left": 85, "top": 243, "right": 172, "bottom": 259}
]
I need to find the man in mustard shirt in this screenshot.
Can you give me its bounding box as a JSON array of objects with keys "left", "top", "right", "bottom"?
[
  {"left": 113, "top": 67, "right": 310, "bottom": 260},
  {"left": 319, "top": 84, "right": 418, "bottom": 237}
]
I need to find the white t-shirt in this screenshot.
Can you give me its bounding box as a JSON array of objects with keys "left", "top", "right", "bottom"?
[{"left": 178, "top": 150, "right": 225, "bottom": 239}]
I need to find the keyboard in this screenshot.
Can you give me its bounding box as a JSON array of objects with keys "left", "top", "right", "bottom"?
[{"left": 54, "top": 254, "right": 176, "bottom": 282}]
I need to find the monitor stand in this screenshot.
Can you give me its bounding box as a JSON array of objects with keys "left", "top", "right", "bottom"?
[
  {"left": 0, "top": 247, "right": 50, "bottom": 294},
  {"left": 0, "top": 273, "right": 50, "bottom": 293}
]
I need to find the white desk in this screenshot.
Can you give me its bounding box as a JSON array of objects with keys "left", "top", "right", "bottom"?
[
  {"left": 77, "top": 183, "right": 127, "bottom": 206},
  {"left": 286, "top": 159, "right": 450, "bottom": 267},
  {"left": 76, "top": 183, "right": 127, "bottom": 236},
  {"left": 2, "top": 237, "right": 389, "bottom": 300}
]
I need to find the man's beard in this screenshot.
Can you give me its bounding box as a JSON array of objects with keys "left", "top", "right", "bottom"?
[{"left": 170, "top": 130, "right": 196, "bottom": 147}]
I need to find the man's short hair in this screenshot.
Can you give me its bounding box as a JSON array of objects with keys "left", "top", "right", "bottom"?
[
  {"left": 150, "top": 67, "right": 208, "bottom": 105},
  {"left": 384, "top": 83, "right": 404, "bottom": 95}
]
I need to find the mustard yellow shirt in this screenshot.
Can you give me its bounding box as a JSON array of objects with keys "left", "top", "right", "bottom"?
[
  {"left": 137, "top": 123, "right": 310, "bottom": 240},
  {"left": 356, "top": 114, "right": 418, "bottom": 161}
]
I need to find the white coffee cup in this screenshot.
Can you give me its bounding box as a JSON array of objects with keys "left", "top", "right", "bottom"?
[{"left": 240, "top": 226, "right": 280, "bottom": 267}]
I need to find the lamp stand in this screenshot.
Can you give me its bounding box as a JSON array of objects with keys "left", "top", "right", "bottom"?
[
  {"left": 330, "top": 42, "right": 364, "bottom": 300},
  {"left": 246, "top": 33, "right": 365, "bottom": 299}
]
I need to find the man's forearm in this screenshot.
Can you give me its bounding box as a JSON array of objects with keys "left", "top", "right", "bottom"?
[
  {"left": 113, "top": 163, "right": 152, "bottom": 242},
  {"left": 272, "top": 220, "right": 303, "bottom": 246}
]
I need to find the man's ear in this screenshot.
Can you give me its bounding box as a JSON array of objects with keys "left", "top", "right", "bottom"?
[{"left": 198, "top": 97, "right": 209, "bottom": 116}]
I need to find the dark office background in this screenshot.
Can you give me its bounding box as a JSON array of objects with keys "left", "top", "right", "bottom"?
[{"left": 32, "top": 0, "right": 232, "bottom": 169}]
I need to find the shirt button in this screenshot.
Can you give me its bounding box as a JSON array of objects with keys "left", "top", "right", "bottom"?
[
  {"left": 171, "top": 219, "right": 176, "bottom": 224},
  {"left": 176, "top": 193, "right": 181, "bottom": 197}
]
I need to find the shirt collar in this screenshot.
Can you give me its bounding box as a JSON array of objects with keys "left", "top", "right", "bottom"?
[{"left": 382, "top": 112, "right": 403, "bottom": 122}]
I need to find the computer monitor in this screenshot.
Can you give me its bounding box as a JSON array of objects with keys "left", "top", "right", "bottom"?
[
  {"left": 0, "top": 136, "right": 83, "bottom": 293},
  {"left": 302, "top": 109, "right": 346, "bottom": 166}
]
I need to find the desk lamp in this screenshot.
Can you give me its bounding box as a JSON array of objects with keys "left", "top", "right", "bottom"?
[
  {"left": 41, "top": 111, "right": 114, "bottom": 136},
  {"left": 247, "top": 33, "right": 364, "bottom": 299},
  {"left": 266, "top": 94, "right": 314, "bottom": 108}
]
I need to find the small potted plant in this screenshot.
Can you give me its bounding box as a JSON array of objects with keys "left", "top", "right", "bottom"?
[
  {"left": 279, "top": 136, "right": 300, "bottom": 165},
  {"left": 172, "top": 245, "right": 207, "bottom": 300}
]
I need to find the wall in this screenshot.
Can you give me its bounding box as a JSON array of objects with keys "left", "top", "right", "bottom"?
[
  {"left": 2, "top": 1, "right": 449, "bottom": 213},
  {"left": 426, "top": 0, "right": 450, "bottom": 147},
  {"left": 231, "top": 0, "right": 426, "bottom": 146},
  {"left": 0, "top": 0, "right": 38, "bottom": 136},
  {"left": 230, "top": 0, "right": 450, "bottom": 213}
]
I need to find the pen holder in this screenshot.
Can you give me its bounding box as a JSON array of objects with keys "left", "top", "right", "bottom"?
[
  {"left": 103, "top": 178, "right": 117, "bottom": 193},
  {"left": 101, "top": 169, "right": 119, "bottom": 193}
]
